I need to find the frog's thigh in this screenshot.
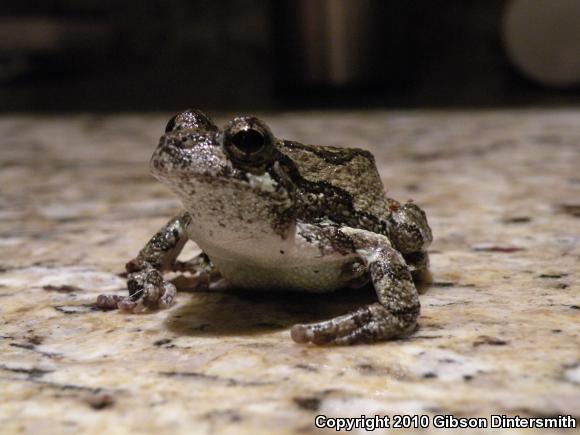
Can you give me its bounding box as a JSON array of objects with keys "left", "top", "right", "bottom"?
[{"left": 291, "top": 228, "right": 419, "bottom": 345}]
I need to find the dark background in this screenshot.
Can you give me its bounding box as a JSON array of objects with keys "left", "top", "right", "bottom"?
[{"left": 1, "top": 0, "right": 579, "bottom": 112}]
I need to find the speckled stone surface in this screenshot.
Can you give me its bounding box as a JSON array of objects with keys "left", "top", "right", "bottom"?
[{"left": 1, "top": 111, "right": 579, "bottom": 434}]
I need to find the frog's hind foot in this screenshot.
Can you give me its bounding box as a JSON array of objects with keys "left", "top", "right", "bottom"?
[
  {"left": 172, "top": 252, "right": 222, "bottom": 291},
  {"left": 291, "top": 303, "right": 418, "bottom": 345}
]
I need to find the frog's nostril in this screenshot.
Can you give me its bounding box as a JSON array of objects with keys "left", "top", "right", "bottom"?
[{"left": 163, "top": 135, "right": 192, "bottom": 150}]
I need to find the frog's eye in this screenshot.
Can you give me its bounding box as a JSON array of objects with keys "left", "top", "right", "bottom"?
[
  {"left": 230, "top": 129, "right": 266, "bottom": 154},
  {"left": 222, "top": 117, "right": 276, "bottom": 168},
  {"left": 165, "top": 114, "right": 178, "bottom": 133}
]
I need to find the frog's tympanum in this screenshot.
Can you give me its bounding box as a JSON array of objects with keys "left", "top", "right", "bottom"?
[{"left": 97, "top": 110, "right": 433, "bottom": 345}]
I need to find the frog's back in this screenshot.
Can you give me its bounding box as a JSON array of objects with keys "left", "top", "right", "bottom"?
[{"left": 279, "top": 140, "right": 390, "bottom": 226}]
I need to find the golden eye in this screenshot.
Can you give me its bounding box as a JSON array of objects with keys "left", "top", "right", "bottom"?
[{"left": 222, "top": 117, "right": 276, "bottom": 169}]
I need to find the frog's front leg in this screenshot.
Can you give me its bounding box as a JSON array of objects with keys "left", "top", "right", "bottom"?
[
  {"left": 96, "top": 212, "right": 192, "bottom": 312},
  {"left": 291, "top": 228, "right": 419, "bottom": 345}
]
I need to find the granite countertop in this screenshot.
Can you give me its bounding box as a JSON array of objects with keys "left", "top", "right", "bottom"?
[{"left": 1, "top": 110, "right": 579, "bottom": 434}]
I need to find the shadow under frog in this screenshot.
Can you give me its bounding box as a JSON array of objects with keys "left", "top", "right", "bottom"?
[
  {"left": 166, "top": 278, "right": 432, "bottom": 338},
  {"left": 165, "top": 285, "right": 378, "bottom": 337}
]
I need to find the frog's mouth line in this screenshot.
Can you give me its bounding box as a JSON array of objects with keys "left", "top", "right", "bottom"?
[
  {"left": 150, "top": 142, "right": 234, "bottom": 179},
  {"left": 151, "top": 152, "right": 274, "bottom": 190},
  {"left": 151, "top": 168, "right": 286, "bottom": 209}
]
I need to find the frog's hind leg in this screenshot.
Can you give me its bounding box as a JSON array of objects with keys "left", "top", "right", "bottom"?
[
  {"left": 291, "top": 228, "right": 419, "bottom": 345},
  {"left": 173, "top": 252, "right": 224, "bottom": 291}
]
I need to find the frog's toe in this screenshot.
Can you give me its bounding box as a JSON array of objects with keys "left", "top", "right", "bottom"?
[
  {"left": 290, "top": 307, "right": 371, "bottom": 345},
  {"left": 95, "top": 293, "right": 142, "bottom": 312},
  {"left": 289, "top": 324, "right": 309, "bottom": 343},
  {"left": 290, "top": 319, "right": 360, "bottom": 345},
  {"left": 117, "top": 297, "right": 141, "bottom": 312},
  {"left": 120, "top": 281, "right": 175, "bottom": 313},
  {"left": 95, "top": 294, "right": 123, "bottom": 310}
]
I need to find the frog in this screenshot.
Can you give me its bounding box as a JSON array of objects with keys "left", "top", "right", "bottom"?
[{"left": 96, "top": 109, "right": 433, "bottom": 345}]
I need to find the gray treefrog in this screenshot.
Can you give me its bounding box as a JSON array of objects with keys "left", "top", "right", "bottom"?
[{"left": 97, "top": 109, "right": 433, "bottom": 345}]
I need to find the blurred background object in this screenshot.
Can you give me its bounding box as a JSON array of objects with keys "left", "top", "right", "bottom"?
[
  {"left": 273, "top": 1, "right": 415, "bottom": 88},
  {"left": 503, "top": 0, "right": 580, "bottom": 88},
  {"left": 0, "top": 0, "right": 579, "bottom": 112}
]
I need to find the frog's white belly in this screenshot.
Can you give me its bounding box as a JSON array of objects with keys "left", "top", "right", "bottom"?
[
  {"left": 206, "top": 252, "right": 351, "bottom": 292},
  {"left": 190, "top": 223, "right": 357, "bottom": 293},
  {"left": 189, "top": 217, "right": 355, "bottom": 292}
]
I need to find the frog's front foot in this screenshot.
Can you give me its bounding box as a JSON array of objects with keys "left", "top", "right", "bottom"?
[
  {"left": 291, "top": 303, "right": 417, "bottom": 345},
  {"left": 96, "top": 268, "right": 176, "bottom": 313},
  {"left": 96, "top": 212, "right": 192, "bottom": 313}
]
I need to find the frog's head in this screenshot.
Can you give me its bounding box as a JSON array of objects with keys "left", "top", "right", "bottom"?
[
  {"left": 150, "top": 109, "right": 294, "bottom": 238},
  {"left": 151, "top": 109, "right": 283, "bottom": 187}
]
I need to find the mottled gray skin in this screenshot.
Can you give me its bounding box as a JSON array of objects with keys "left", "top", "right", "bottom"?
[{"left": 96, "top": 109, "right": 433, "bottom": 345}]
